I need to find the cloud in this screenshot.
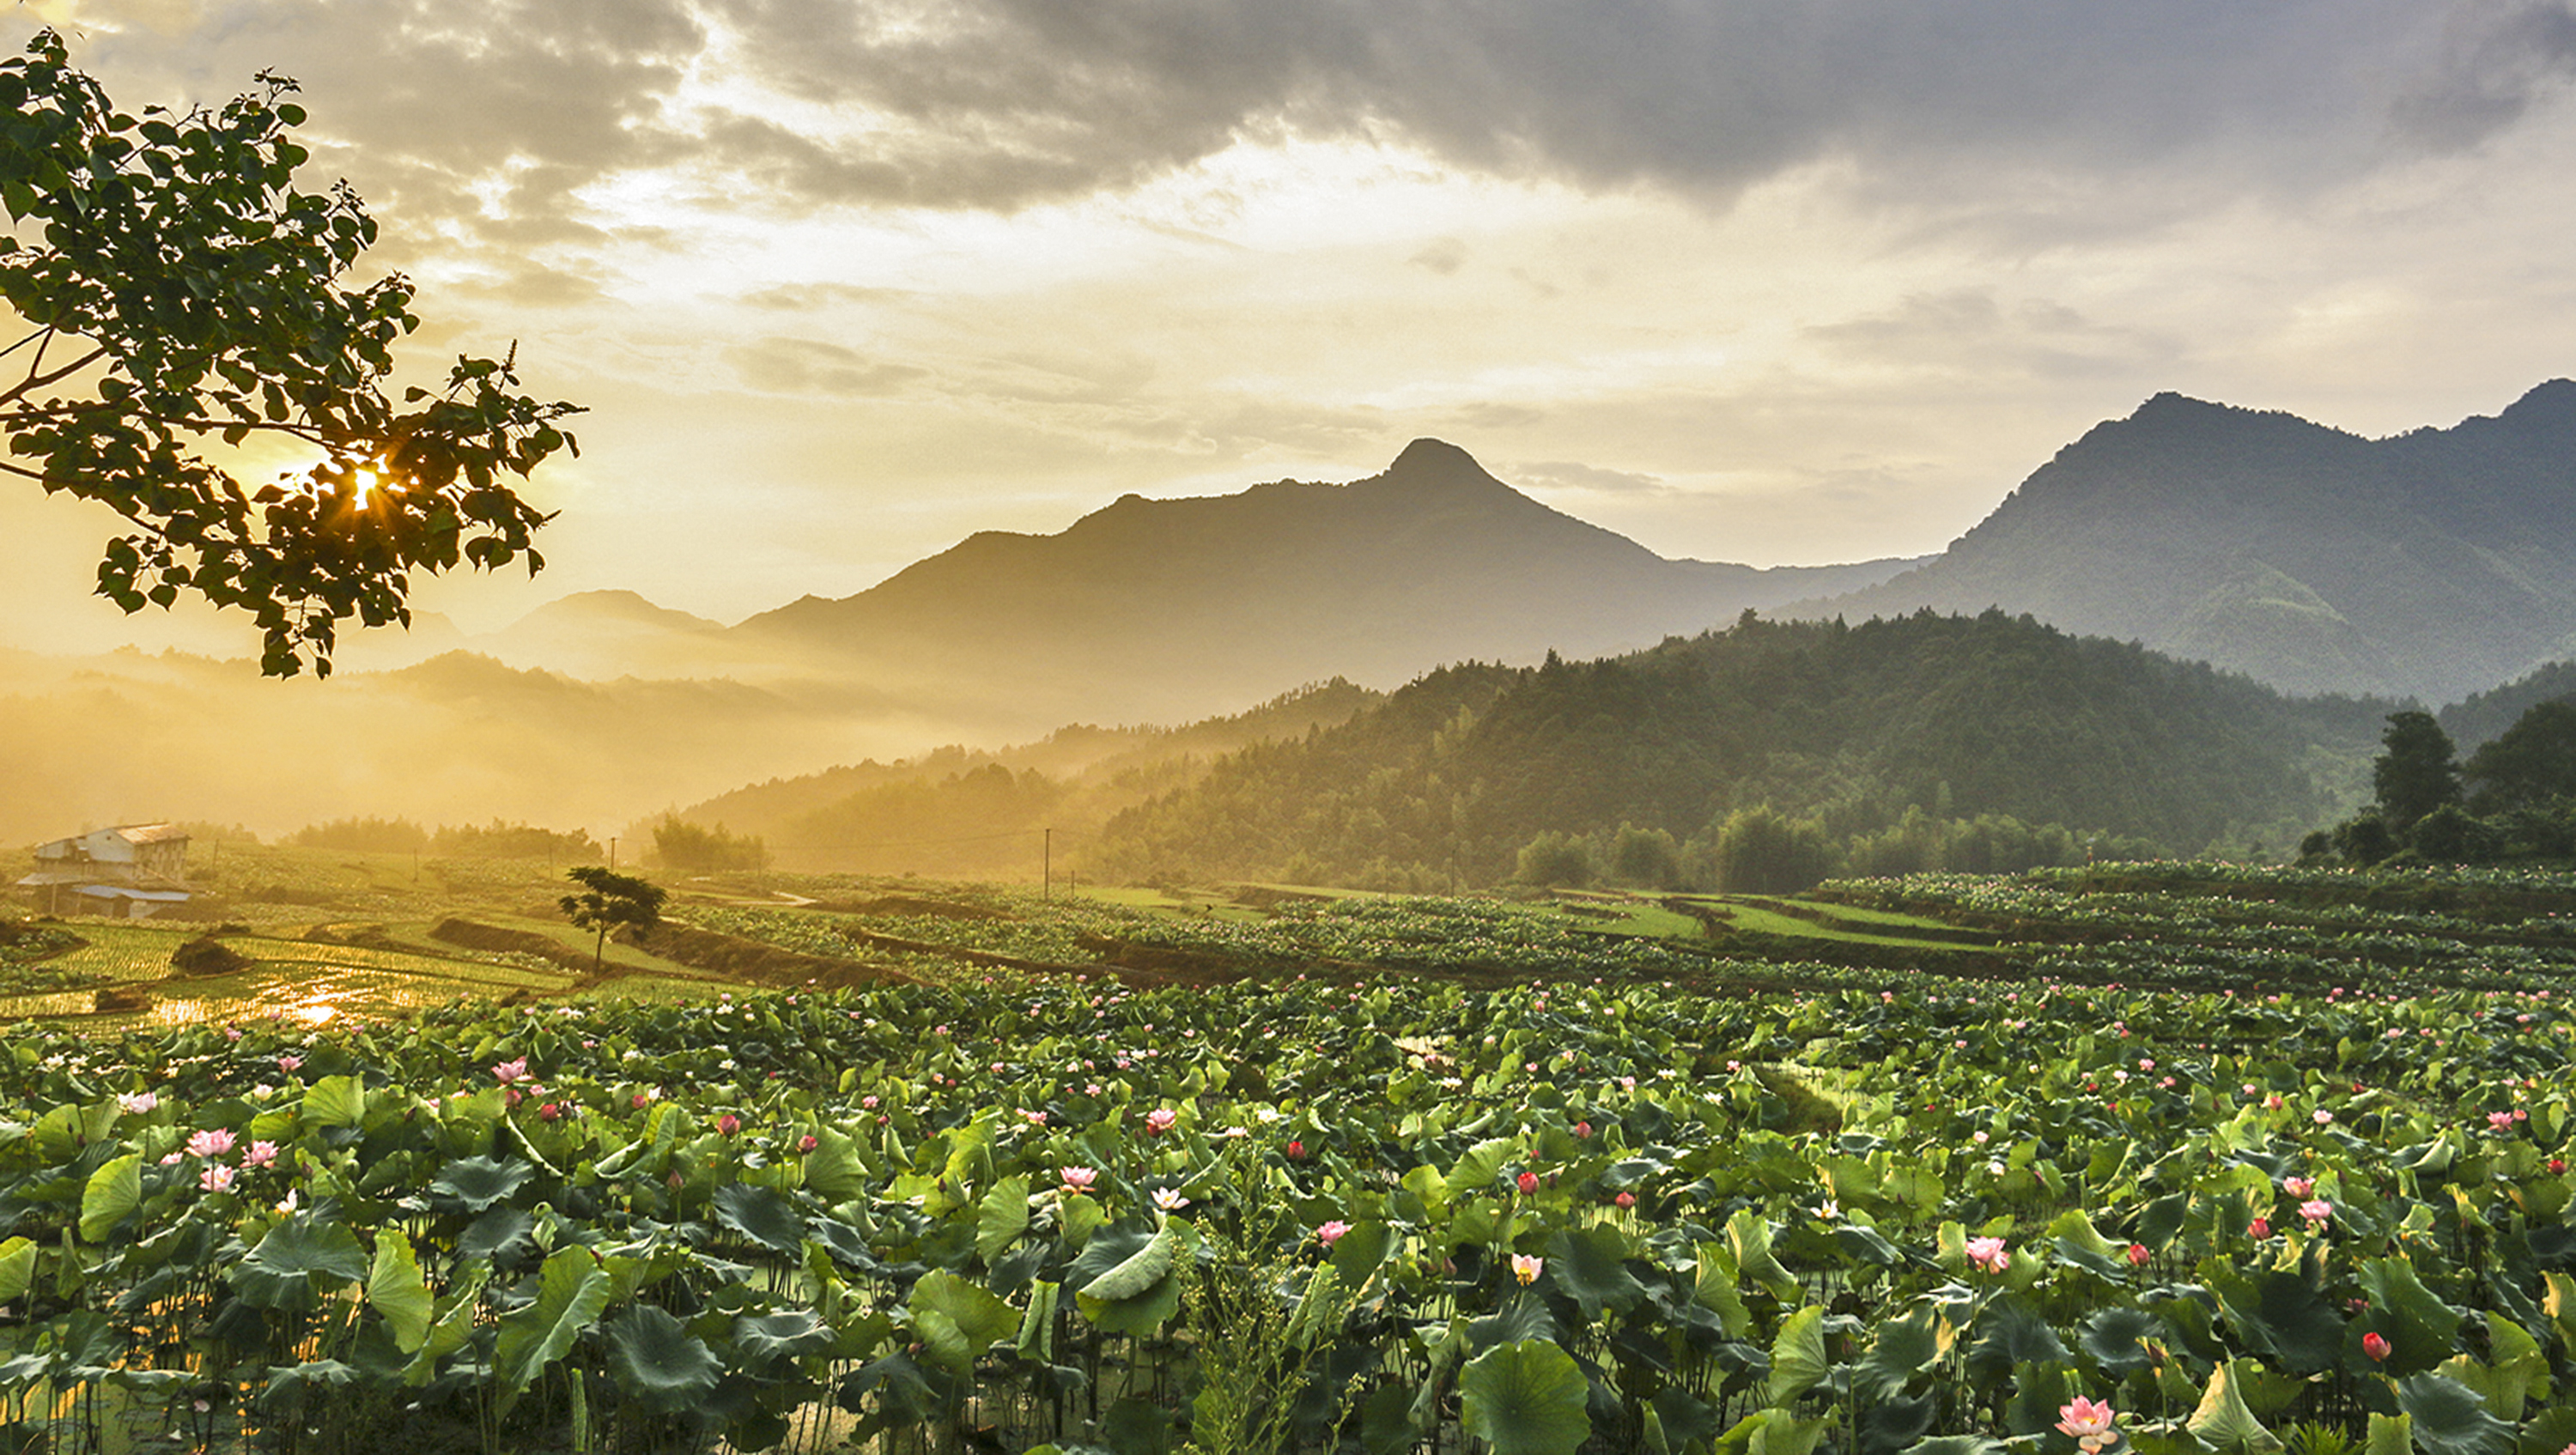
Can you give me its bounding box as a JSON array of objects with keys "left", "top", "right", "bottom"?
[
  {"left": 2391, "top": 1, "right": 2576, "bottom": 149},
  {"left": 1508, "top": 459, "right": 1670, "bottom": 495},
  {"left": 737, "top": 282, "right": 913, "bottom": 312},
  {"left": 1805, "top": 288, "right": 2184, "bottom": 380},
  {"left": 1408, "top": 237, "right": 1468, "bottom": 275},
  {"left": 727, "top": 337, "right": 927, "bottom": 396}
]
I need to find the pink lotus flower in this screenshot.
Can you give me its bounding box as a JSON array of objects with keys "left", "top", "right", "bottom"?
[
  {"left": 2363, "top": 1331, "right": 2391, "bottom": 1361},
  {"left": 1286, "top": 1140, "right": 1307, "bottom": 1160},
  {"left": 1145, "top": 1108, "right": 1177, "bottom": 1135},
  {"left": 538, "top": 1102, "right": 563, "bottom": 1123},
  {"left": 2312, "top": 1109, "right": 2334, "bottom": 1125},
  {"left": 1316, "top": 1220, "right": 1352, "bottom": 1246},
  {"left": 1516, "top": 1171, "right": 1541, "bottom": 1194},
  {"left": 2300, "top": 1198, "right": 2333, "bottom": 1228},
  {"left": 2249, "top": 1216, "right": 2270, "bottom": 1238},
  {"left": 796, "top": 1134, "right": 817, "bottom": 1153},
  {"left": 185, "top": 1128, "right": 235, "bottom": 1159},
  {"left": 1615, "top": 1191, "right": 1637, "bottom": 1209},
  {"left": 716, "top": 1113, "right": 742, "bottom": 1137},
  {"left": 1965, "top": 1236, "right": 2010, "bottom": 1274},
  {"left": 490, "top": 1058, "right": 528, "bottom": 1085},
  {"left": 198, "top": 1165, "right": 235, "bottom": 1193},
  {"left": 2125, "top": 1243, "right": 2150, "bottom": 1267},
  {"left": 1060, "top": 1166, "right": 1097, "bottom": 1195},
  {"left": 242, "top": 1141, "right": 279, "bottom": 1169},
  {"left": 2282, "top": 1175, "right": 2313, "bottom": 1197},
  {"left": 1510, "top": 1253, "right": 1544, "bottom": 1285},
  {"left": 2057, "top": 1396, "right": 2118, "bottom": 1452},
  {"left": 115, "top": 1092, "right": 157, "bottom": 1116},
  {"left": 276, "top": 1055, "right": 301, "bottom": 1074},
  {"left": 1574, "top": 1120, "right": 1592, "bottom": 1139}
]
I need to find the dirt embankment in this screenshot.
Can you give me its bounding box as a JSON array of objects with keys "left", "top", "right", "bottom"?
[
  {"left": 428, "top": 918, "right": 601, "bottom": 973},
  {"left": 620, "top": 921, "right": 914, "bottom": 991}
]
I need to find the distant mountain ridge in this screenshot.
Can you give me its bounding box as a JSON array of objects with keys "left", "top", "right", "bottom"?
[
  {"left": 730, "top": 439, "right": 1919, "bottom": 724},
  {"left": 1793, "top": 380, "right": 2576, "bottom": 704}
]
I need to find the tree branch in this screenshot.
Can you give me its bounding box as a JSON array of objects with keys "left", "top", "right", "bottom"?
[{"left": 0, "top": 342, "right": 111, "bottom": 408}]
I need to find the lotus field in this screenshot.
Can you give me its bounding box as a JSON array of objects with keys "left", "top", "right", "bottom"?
[{"left": 3, "top": 961, "right": 2575, "bottom": 1455}]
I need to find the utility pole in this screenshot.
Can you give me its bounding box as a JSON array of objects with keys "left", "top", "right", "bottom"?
[{"left": 609, "top": 836, "right": 619, "bottom": 870}]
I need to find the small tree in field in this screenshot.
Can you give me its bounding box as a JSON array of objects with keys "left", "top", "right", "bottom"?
[{"left": 559, "top": 866, "right": 667, "bottom": 974}]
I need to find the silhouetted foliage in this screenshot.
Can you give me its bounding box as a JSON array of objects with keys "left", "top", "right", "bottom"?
[
  {"left": 2372, "top": 711, "right": 2462, "bottom": 832},
  {"left": 431, "top": 819, "right": 599, "bottom": 860},
  {"left": 2464, "top": 699, "right": 2576, "bottom": 814},
  {"left": 650, "top": 816, "right": 769, "bottom": 872},
  {"left": 558, "top": 865, "right": 665, "bottom": 974},
  {"left": 287, "top": 816, "right": 427, "bottom": 852}
]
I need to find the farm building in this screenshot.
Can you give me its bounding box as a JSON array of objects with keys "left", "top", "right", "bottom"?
[{"left": 15, "top": 823, "right": 193, "bottom": 918}]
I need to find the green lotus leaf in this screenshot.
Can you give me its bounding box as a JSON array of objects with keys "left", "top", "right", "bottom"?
[
  {"left": 605, "top": 1303, "right": 722, "bottom": 1416},
  {"left": 1078, "top": 1224, "right": 1176, "bottom": 1303},
  {"left": 975, "top": 1174, "right": 1030, "bottom": 1263},
  {"left": 908, "top": 1268, "right": 1018, "bottom": 1374},
  {"left": 1768, "top": 1304, "right": 1830, "bottom": 1407},
  {"left": 493, "top": 1246, "right": 611, "bottom": 1409},
  {"left": 2213, "top": 1268, "right": 2343, "bottom": 1375},
  {"left": 2357, "top": 1256, "right": 2463, "bottom": 1375},
  {"left": 1467, "top": 1293, "right": 1556, "bottom": 1353},
  {"left": 1542, "top": 1225, "right": 1645, "bottom": 1321},
  {"left": 733, "top": 1309, "right": 835, "bottom": 1367},
  {"left": 1459, "top": 1339, "right": 1590, "bottom": 1455},
  {"left": 713, "top": 1183, "right": 805, "bottom": 1255},
  {"left": 431, "top": 1155, "right": 534, "bottom": 1213},
  {"left": 232, "top": 1215, "right": 370, "bottom": 1312},
  {"left": 2076, "top": 1305, "right": 2165, "bottom": 1378},
  {"left": 2390, "top": 1373, "right": 2512, "bottom": 1455},
  {"left": 367, "top": 1228, "right": 433, "bottom": 1355},
  {"left": 302, "top": 1074, "right": 366, "bottom": 1129},
  {"left": 78, "top": 1151, "right": 140, "bottom": 1244},
  {"left": 2186, "top": 1359, "right": 2284, "bottom": 1455},
  {"left": 1852, "top": 1302, "right": 1941, "bottom": 1401}
]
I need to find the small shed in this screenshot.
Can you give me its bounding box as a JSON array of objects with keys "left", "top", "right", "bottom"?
[{"left": 17, "top": 823, "right": 192, "bottom": 918}]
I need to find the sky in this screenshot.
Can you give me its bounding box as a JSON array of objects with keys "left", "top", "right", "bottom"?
[{"left": 7, "top": 0, "right": 2576, "bottom": 653}]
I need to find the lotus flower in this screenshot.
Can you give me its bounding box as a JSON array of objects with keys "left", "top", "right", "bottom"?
[
  {"left": 2125, "top": 1243, "right": 2150, "bottom": 1267},
  {"left": 1516, "top": 1171, "right": 1540, "bottom": 1194},
  {"left": 1510, "top": 1253, "right": 1544, "bottom": 1286},
  {"left": 2282, "top": 1175, "right": 2313, "bottom": 1197},
  {"left": 197, "top": 1165, "right": 235, "bottom": 1193},
  {"left": 1965, "top": 1236, "right": 2010, "bottom": 1274},
  {"left": 1060, "top": 1166, "right": 1097, "bottom": 1195},
  {"left": 115, "top": 1091, "right": 157, "bottom": 1116},
  {"left": 185, "top": 1128, "right": 235, "bottom": 1159},
  {"left": 2056, "top": 1396, "right": 2118, "bottom": 1452},
  {"left": 1151, "top": 1187, "right": 1189, "bottom": 1212},
  {"left": 1316, "top": 1220, "right": 1351, "bottom": 1246},
  {"left": 242, "top": 1141, "right": 279, "bottom": 1169},
  {"left": 490, "top": 1058, "right": 528, "bottom": 1085},
  {"left": 1145, "top": 1107, "right": 1177, "bottom": 1135},
  {"left": 2300, "top": 1198, "right": 2333, "bottom": 1228},
  {"left": 2364, "top": 1331, "right": 2391, "bottom": 1361}
]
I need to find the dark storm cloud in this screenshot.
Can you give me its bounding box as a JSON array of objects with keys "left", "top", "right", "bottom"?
[
  {"left": 67, "top": 0, "right": 2576, "bottom": 230},
  {"left": 696, "top": 0, "right": 2576, "bottom": 210}
]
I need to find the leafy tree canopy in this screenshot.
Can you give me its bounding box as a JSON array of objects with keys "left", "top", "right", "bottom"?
[
  {"left": 2372, "top": 711, "right": 2463, "bottom": 832},
  {"left": 559, "top": 866, "right": 668, "bottom": 973},
  {"left": 0, "top": 31, "right": 578, "bottom": 676}
]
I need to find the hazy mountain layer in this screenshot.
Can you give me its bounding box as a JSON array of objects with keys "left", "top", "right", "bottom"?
[
  {"left": 1794, "top": 381, "right": 2576, "bottom": 704},
  {"left": 730, "top": 440, "right": 1919, "bottom": 724}
]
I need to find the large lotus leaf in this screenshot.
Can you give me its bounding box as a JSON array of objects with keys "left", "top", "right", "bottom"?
[
  {"left": 2002, "top": 1361, "right": 2075, "bottom": 1438},
  {"left": 1852, "top": 1303, "right": 1941, "bottom": 1401},
  {"left": 1468, "top": 1294, "right": 1557, "bottom": 1353},
  {"left": 78, "top": 1153, "right": 141, "bottom": 1243},
  {"left": 976, "top": 1175, "right": 1030, "bottom": 1263},
  {"left": 2214, "top": 1269, "right": 2344, "bottom": 1375},
  {"left": 367, "top": 1229, "right": 433, "bottom": 1354},
  {"left": 1078, "top": 1267, "right": 1182, "bottom": 1337},
  {"left": 1694, "top": 1243, "right": 1753, "bottom": 1338},
  {"left": 1651, "top": 1385, "right": 1722, "bottom": 1451},
  {"left": 431, "top": 1155, "right": 533, "bottom": 1213},
  {"left": 2363, "top": 1414, "right": 2409, "bottom": 1455},
  {"left": 908, "top": 1269, "right": 1018, "bottom": 1374},
  {"left": 302, "top": 1075, "right": 366, "bottom": 1129},
  {"left": 1728, "top": 1209, "right": 1799, "bottom": 1301},
  {"left": 1894, "top": 1439, "right": 2004, "bottom": 1455},
  {"left": 1459, "top": 1339, "right": 1590, "bottom": 1455},
  {"left": 1078, "top": 1225, "right": 1176, "bottom": 1303},
  {"left": 713, "top": 1184, "right": 805, "bottom": 1255},
  {"left": 46, "top": 1310, "right": 127, "bottom": 1381},
  {"left": 0, "top": 1237, "right": 33, "bottom": 1306},
  {"left": 1544, "top": 1226, "right": 1646, "bottom": 1321},
  {"left": 232, "top": 1216, "right": 370, "bottom": 1312},
  {"left": 1327, "top": 1220, "right": 1394, "bottom": 1289},
  {"left": 1768, "top": 1305, "right": 1831, "bottom": 1407},
  {"left": 2436, "top": 1314, "right": 2546, "bottom": 1421},
  {"left": 2077, "top": 1306, "right": 2166, "bottom": 1378},
  {"left": 2518, "top": 1405, "right": 2576, "bottom": 1455},
  {"left": 1965, "top": 1295, "right": 2068, "bottom": 1386},
  {"left": 493, "top": 1246, "right": 611, "bottom": 1408},
  {"left": 605, "top": 1304, "right": 723, "bottom": 1416},
  {"left": 458, "top": 1207, "right": 537, "bottom": 1272},
  {"left": 1835, "top": 1224, "right": 1908, "bottom": 1270},
  {"left": 1721, "top": 1409, "right": 1830, "bottom": 1455},
  {"left": 2390, "top": 1374, "right": 2512, "bottom": 1455},
  {"left": 2357, "top": 1258, "right": 2462, "bottom": 1375},
  {"left": 1857, "top": 1394, "right": 1937, "bottom": 1455},
  {"left": 254, "top": 1359, "right": 357, "bottom": 1421},
  {"left": 803, "top": 1125, "right": 869, "bottom": 1201},
  {"left": 734, "top": 1310, "right": 835, "bottom": 1367},
  {"left": 1016, "top": 1281, "right": 1060, "bottom": 1363},
  {"left": 2186, "top": 1360, "right": 2285, "bottom": 1454},
  {"left": 1065, "top": 1226, "right": 1155, "bottom": 1291},
  {"left": 1449, "top": 1137, "right": 1521, "bottom": 1195}
]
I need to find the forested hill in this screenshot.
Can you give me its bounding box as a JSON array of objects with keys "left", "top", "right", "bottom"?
[
  {"left": 1087, "top": 611, "right": 2391, "bottom": 890},
  {"left": 1793, "top": 380, "right": 2576, "bottom": 704}
]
